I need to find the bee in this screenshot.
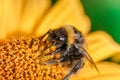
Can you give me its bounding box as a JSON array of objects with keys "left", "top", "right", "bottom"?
[{"left": 38, "top": 25, "right": 99, "bottom": 80}]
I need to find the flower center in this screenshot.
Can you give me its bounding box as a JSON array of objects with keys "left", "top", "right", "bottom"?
[{"left": 0, "top": 35, "right": 65, "bottom": 80}]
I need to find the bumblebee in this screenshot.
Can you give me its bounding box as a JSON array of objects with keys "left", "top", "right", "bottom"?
[{"left": 38, "top": 25, "right": 99, "bottom": 80}]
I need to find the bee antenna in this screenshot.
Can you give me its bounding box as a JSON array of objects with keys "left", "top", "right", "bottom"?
[
  {"left": 38, "top": 29, "right": 51, "bottom": 42},
  {"left": 29, "top": 38, "right": 35, "bottom": 48}
]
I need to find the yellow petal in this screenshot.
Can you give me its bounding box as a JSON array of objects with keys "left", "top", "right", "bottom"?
[
  {"left": 35, "top": 0, "right": 90, "bottom": 36},
  {"left": 86, "top": 31, "right": 120, "bottom": 62},
  {"left": 70, "top": 62, "right": 120, "bottom": 80},
  {"left": 2, "top": 0, "right": 23, "bottom": 36},
  {"left": 0, "top": 0, "right": 6, "bottom": 40},
  {"left": 19, "top": 0, "right": 51, "bottom": 34},
  {"left": 0, "top": 0, "right": 23, "bottom": 40},
  {"left": 111, "top": 53, "right": 120, "bottom": 63}
]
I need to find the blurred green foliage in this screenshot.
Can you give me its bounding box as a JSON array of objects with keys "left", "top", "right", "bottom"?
[
  {"left": 51, "top": 0, "right": 120, "bottom": 44},
  {"left": 81, "top": 0, "right": 120, "bottom": 44}
]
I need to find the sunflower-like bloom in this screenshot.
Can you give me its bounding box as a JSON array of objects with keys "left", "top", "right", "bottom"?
[{"left": 0, "top": 0, "right": 120, "bottom": 80}]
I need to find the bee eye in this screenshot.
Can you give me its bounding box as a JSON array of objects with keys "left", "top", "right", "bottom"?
[{"left": 60, "top": 37, "right": 65, "bottom": 41}]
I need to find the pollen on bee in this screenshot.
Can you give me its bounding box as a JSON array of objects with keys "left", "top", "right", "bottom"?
[{"left": 0, "top": 35, "right": 65, "bottom": 80}]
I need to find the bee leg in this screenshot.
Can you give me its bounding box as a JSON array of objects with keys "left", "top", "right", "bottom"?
[
  {"left": 44, "top": 59, "right": 59, "bottom": 64},
  {"left": 51, "top": 48, "right": 61, "bottom": 55},
  {"left": 41, "top": 43, "right": 53, "bottom": 53},
  {"left": 67, "top": 57, "right": 73, "bottom": 67},
  {"left": 43, "top": 56, "right": 67, "bottom": 64},
  {"left": 62, "top": 58, "right": 84, "bottom": 80}
]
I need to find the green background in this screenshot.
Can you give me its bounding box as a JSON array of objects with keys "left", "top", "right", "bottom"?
[
  {"left": 81, "top": 0, "right": 120, "bottom": 44},
  {"left": 51, "top": 0, "right": 120, "bottom": 44}
]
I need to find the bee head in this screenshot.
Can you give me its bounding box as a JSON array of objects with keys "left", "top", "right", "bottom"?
[{"left": 48, "top": 28, "right": 67, "bottom": 48}]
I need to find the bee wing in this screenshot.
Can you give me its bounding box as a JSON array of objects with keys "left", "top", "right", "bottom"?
[{"left": 78, "top": 46, "right": 99, "bottom": 73}]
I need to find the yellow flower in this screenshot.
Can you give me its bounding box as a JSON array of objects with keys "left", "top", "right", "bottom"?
[{"left": 0, "top": 0, "right": 120, "bottom": 80}]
